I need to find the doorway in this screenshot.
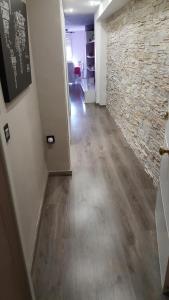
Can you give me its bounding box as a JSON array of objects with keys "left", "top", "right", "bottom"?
[{"left": 65, "top": 16, "right": 96, "bottom": 104}]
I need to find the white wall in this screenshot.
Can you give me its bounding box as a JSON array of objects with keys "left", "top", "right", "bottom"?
[
  {"left": 0, "top": 0, "right": 71, "bottom": 273},
  {"left": 0, "top": 2, "right": 71, "bottom": 297},
  {"left": 0, "top": 40, "right": 48, "bottom": 271},
  {"left": 27, "top": 0, "right": 71, "bottom": 173},
  {"left": 71, "top": 30, "right": 86, "bottom": 74}
]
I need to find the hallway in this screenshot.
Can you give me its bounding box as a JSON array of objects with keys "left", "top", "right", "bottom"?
[{"left": 32, "top": 84, "right": 166, "bottom": 300}]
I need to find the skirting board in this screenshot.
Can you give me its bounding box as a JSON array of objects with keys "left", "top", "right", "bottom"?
[
  {"left": 31, "top": 171, "right": 48, "bottom": 274},
  {"left": 95, "top": 103, "right": 106, "bottom": 107},
  {"left": 49, "top": 170, "right": 73, "bottom": 176}
]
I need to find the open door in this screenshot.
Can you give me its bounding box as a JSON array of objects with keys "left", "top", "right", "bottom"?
[
  {"left": 156, "top": 111, "right": 169, "bottom": 294},
  {"left": 0, "top": 141, "right": 33, "bottom": 300}
]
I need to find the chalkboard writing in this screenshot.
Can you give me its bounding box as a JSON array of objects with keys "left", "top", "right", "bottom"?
[{"left": 0, "top": 0, "right": 31, "bottom": 102}]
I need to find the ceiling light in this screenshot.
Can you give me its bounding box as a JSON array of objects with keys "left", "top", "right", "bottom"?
[
  {"left": 64, "top": 8, "right": 74, "bottom": 13},
  {"left": 89, "top": 0, "right": 101, "bottom": 6}
]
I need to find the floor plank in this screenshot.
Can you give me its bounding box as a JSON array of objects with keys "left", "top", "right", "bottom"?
[{"left": 32, "top": 84, "right": 167, "bottom": 300}]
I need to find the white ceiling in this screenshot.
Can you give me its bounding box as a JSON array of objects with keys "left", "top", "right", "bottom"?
[
  {"left": 63, "top": 0, "right": 104, "bottom": 15},
  {"left": 97, "top": 0, "right": 129, "bottom": 20},
  {"left": 63, "top": 0, "right": 129, "bottom": 26}
]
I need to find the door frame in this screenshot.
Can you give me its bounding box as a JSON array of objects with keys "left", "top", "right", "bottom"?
[{"left": 0, "top": 138, "right": 35, "bottom": 300}]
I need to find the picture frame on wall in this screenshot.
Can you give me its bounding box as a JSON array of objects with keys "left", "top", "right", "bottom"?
[{"left": 0, "top": 0, "right": 32, "bottom": 103}]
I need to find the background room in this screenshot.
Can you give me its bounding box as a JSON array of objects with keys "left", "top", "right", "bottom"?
[{"left": 65, "top": 13, "right": 96, "bottom": 103}]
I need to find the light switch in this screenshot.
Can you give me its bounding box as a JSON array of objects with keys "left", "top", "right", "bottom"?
[
  {"left": 47, "top": 135, "right": 55, "bottom": 145},
  {"left": 4, "top": 123, "right": 10, "bottom": 143}
]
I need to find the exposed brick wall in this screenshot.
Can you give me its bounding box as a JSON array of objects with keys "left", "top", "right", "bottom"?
[{"left": 106, "top": 0, "right": 169, "bottom": 185}]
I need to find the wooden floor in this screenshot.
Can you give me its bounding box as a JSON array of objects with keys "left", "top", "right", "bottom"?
[{"left": 33, "top": 84, "right": 167, "bottom": 300}]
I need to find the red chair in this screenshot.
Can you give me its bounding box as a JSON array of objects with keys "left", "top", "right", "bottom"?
[{"left": 74, "top": 67, "right": 81, "bottom": 77}]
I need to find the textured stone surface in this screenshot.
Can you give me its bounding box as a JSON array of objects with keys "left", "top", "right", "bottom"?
[{"left": 106, "top": 0, "right": 169, "bottom": 185}]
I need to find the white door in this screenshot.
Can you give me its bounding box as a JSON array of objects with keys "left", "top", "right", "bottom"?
[{"left": 156, "top": 112, "right": 169, "bottom": 294}]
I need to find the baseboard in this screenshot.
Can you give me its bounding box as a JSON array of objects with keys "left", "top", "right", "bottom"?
[
  {"left": 95, "top": 102, "right": 106, "bottom": 107},
  {"left": 49, "top": 170, "right": 72, "bottom": 176},
  {"left": 31, "top": 170, "right": 48, "bottom": 275}
]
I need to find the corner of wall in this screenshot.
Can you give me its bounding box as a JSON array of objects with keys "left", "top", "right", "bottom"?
[{"left": 27, "top": 0, "right": 71, "bottom": 174}]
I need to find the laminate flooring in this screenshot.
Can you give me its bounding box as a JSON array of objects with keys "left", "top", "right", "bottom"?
[{"left": 32, "top": 84, "right": 167, "bottom": 300}]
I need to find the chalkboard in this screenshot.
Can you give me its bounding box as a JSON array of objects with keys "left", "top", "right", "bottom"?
[{"left": 0, "top": 0, "right": 32, "bottom": 103}]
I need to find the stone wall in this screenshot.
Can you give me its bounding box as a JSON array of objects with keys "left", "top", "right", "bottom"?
[{"left": 106, "top": 0, "right": 169, "bottom": 185}]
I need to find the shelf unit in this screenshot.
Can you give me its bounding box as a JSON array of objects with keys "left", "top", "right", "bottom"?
[
  {"left": 87, "top": 55, "right": 95, "bottom": 59},
  {"left": 82, "top": 24, "right": 96, "bottom": 103},
  {"left": 86, "top": 28, "right": 95, "bottom": 81},
  {"left": 87, "top": 40, "right": 95, "bottom": 44},
  {"left": 87, "top": 66, "right": 95, "bottom": 72}
]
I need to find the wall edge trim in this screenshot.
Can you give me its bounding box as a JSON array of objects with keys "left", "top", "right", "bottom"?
[{"left": 31, "top": 170, "right": 48, "bottom": 274}]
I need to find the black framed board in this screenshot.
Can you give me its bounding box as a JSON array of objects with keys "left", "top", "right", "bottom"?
[{"left": 0, "top": 0, "right": 32, "bottom": 103}]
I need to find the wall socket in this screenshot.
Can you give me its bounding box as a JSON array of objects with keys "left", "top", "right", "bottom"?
[{"left": 46, "top": 135, "right": 55, "bottom": 145}]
